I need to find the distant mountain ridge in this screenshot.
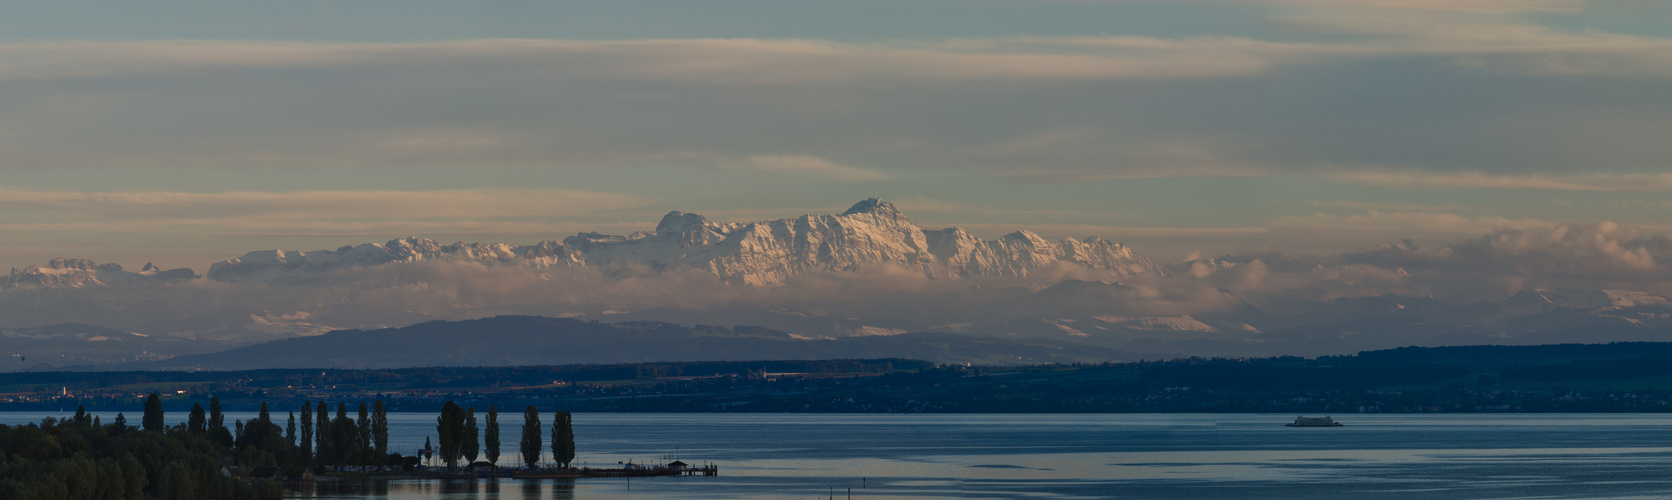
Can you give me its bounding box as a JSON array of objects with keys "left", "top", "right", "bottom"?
[
  {"left": 122, "top": 315, "right": 1139, "bottom": 370},
  {"left": 204, "top": 198, "right": 1159, "bottom": 285},
  {"left": 2, "top": 258, "right": 196, "bottom": 289}
]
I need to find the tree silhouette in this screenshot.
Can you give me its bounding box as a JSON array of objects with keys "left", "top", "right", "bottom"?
[
  {"left": 373, "top": 399, "right": 389, "bottom": 456},
  {"left": 520, "top": 406, "right": 541, "bottom": 469},
  {"left": 300, "top": 400, "right": 313, "bottom": 462},
  {"left": 552, "top": 411, "right": 575, "bottom": 468},
  {"left": 464, "top": 407, "right": 480, "bottom": 464},
  {"left": 316, "top": 400, "right": 332, "bottom": 467},
  {"left": 208, "top": 396, "right": 224, "bottom": 429},
  {"left": 187, "top": 403, "right": 207, "bottom": 434},
  {"left": 357, "top": 401, "right": 372, "bottom": 451},
  {"left": 436, "top": 401, "right": 467, "bottom": 469},
  {"left": 142, "top": 392, "right": 164, "bottom": 432},
  {"left": 485, "top": 406, "right": 500, "bottom": 467}
]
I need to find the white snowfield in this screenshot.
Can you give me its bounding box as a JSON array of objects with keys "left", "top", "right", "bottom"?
[{"left": 204, "top": 198, "right": 1160, "bottom": 285}]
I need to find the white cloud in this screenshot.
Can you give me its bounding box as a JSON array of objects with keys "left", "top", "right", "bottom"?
[{"left": 1346, "top": 221, "right": 1672, "bottom": 277}]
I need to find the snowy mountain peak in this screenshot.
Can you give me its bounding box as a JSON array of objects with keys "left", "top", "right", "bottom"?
[
  {"left": 2, "top": 258, "right": 195, "bottom": 289},
  {"left": 1505, "top": 288, "right": 1672, "bottom": 311},
  {"left": 202, "top": 199, "right": 1160, "bottom": 285},
  {"left": 841, "top": 198, "right": 903, "bottom": 218},
  {"left": 656, "top": 211, "right": 714, "bottom": 233}
]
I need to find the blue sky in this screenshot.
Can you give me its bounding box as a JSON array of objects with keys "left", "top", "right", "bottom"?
[{"left": 2, "top": 0, "right": 1671, "bottom": 270}]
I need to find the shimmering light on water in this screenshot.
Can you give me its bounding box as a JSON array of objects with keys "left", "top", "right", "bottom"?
[{"left": 8, "top": 412, "right": 1672, "bottom": 498}]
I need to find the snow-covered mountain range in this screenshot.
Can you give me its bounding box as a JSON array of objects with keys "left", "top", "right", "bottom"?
[
  {"left": 3, "top": 198, "right": 1672, "bottom": 370},
  {"left": 205, "top": 199, "right": 1159, "bottom": 285},
  {"left": 2, "top": 258, "right": 196, "bottom": 289}
]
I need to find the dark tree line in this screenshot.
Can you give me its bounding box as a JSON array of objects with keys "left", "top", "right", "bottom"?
[
  {"left": 287, "top": 399, "right": 396, "bottom": 470},
  {"left": 433, "top": 403, "right": 573, "bottom": 471},
  {"left": 136, "top": 392, "right": 404, "bottom": 473},
  {"left": 5, "top": 359, "right": 925, "bottom": 396},
  {"left": 0, "top": 391, "right": 310, "bottom": 499}
]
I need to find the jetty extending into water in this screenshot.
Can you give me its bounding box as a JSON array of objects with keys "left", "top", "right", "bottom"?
[
  {"left": 515, "top": 463, "right": 718, "bottom": 478},
  {"left": 1286, "top": 416, "right": 1343, "bottom": 427},
  {"left": 414, "top": 461, "right": 717, "bottom": 480}
]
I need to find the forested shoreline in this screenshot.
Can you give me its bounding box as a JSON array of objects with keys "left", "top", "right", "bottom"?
[{"left": 0, "top": 389, "right": 587, "bottom": 499}]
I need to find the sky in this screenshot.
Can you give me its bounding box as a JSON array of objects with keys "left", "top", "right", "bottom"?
[{"left": 3, "top": 0, "right": 1671, "bottom": 272}]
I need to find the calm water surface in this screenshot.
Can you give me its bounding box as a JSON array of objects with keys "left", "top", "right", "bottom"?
[{"left": 9, "top": 412, "right": 1672, "bottom": 499}]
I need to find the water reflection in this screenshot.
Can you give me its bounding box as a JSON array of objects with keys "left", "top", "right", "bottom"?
[{"left": 294, "top": 478, "right": 583, "bottom": 500}]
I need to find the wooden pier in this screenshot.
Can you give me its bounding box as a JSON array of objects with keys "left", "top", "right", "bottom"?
[{"left": 502, "top": 463, "right": 717, "bottom": 479}]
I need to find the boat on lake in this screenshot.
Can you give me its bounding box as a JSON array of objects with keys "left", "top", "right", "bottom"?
[{"left": 1286, "top": 416, "right": 1343, "bottom": 427}]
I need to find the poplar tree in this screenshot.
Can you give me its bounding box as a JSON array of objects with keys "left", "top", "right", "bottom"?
[
  {"left": 187, "top": 403, "right": 207, "bottom": 434},
  {"left": 373, "top": 399, "right": 389, "bottom": 456},
  {"left": 357, "top": 401, "right": 372, "bottom": 452},
  {"left": 209, "top": 396, "right": 224, "bottom": 429},
  {"left": 520, "top": 406, "right": 541, "bottom": 469},
  {"left": 316, "top": 400, "right": 332, "bottom": 466},
  {"left": 484, "top": 406, "right": 500, "bottom": 467},
  {"left": 142, "top": 392, "right": 164, "bottom": 432},
  {"left": 552, "top": 411, "right": 575, "bottom": 468},
  {"left": 258, "top": 401, "right": 271, "bottom": 424},
  {"left": 287, "top": 411, "right": 298, "bottom": 447},
  {"left": 332, "top": 403, "right": 358, "bottom": 469},
  {"left": 463, "top": 407, "right": 480, "bottom": 464},
  {"left": 436, "top": 401, "right": 467, "bottom": 469},
  {"left": 300, "top": 400, "right": 314, "bottom": 462}
]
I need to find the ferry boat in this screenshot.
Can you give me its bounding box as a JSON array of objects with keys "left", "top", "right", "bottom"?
[{"left": 1285, "top": 416, "right": 1343, "bottom": 427}]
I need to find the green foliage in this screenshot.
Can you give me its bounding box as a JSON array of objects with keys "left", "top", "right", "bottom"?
[{"left": 520, "top": 406, "right": 540, "bottom": 469}]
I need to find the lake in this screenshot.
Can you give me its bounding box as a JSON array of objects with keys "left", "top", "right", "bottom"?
[{"left": 8, "top": 412, "right": 1672, "bottom": 498}]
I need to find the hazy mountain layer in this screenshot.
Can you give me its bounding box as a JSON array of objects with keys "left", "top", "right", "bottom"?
[{"left": 123, "top": 316, "right": 1139, "bottom": 370}]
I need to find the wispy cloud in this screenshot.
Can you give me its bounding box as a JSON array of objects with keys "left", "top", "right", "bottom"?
[
  {"left": 1333, "top": 171, "right": 1672, "bottom": 192},
  {"left": 737, "top": 155, "right": 889, "bottom": 181},
  {"left": 0, "top": 186, "right": 650, "bottom": 235},
  {"left": 1306, "top": 201, "right": 1475, "bottom": 211}
]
